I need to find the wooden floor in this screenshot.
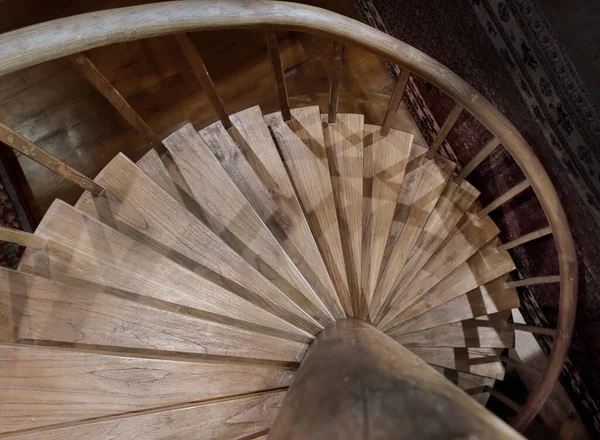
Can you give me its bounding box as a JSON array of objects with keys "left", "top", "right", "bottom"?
[{"left": 0, "top": 0, "right": 424, "bottom": 223}]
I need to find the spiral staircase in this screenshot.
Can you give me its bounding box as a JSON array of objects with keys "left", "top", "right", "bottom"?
[{"left": 0, "top": 1, "right": 577, "bottom": 439}]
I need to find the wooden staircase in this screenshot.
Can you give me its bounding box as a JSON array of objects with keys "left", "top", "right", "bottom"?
[{"left": 1, "top": 104, "right": 524, "bottom": 438}]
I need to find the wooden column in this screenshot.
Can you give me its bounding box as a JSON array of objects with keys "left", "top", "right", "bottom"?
[
  {"left": 328, "top": 42, "right": 345, "bottom": 124},
  {"left": 269, "top": 319, "right": 523, "bottom": 440},
  {"left": 380, "top": 68, "right": 411, "bottom": 136},
  {"left": 265, "top": 30, "right": 291, "bottom": 121}
]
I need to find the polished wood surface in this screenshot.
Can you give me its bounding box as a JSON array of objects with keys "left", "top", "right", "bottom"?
[
  {"left": 136, "top": 148, "right": 184, "bottom": 202},
  {"left": 0, "top": 225, "right": 46, "bottom": 249},
  {"left": 269, "top": 319, "right": 522, "bottom": 439}
]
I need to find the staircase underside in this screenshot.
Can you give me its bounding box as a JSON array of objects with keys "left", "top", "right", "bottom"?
[{"left": 1, "top": 104, "right": 521, "bottom": 438}]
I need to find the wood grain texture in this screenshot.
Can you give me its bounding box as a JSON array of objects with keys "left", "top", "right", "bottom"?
[
  {"left": 409, "top": 347, "right": 505, "bottom": 380},
  {"left": 206, "top": 105, "right": 343, "bottom": 319},
  {"left": 22, "top": 199, "right": 310, "bottom": 343},
  {"left": 136, "top": 148, "right": 184, "bottom": 203},
  {"left": 266, "top": 106, "right": 351, "bottom": 317},
  {"left": 432, "top": 366, "right": 495, "bottom": 406},
  {"left": 389, "top": 275, "right": 520, "bottom": 336},
  {"left": 391, "top": 314, "right": 515, "bottom": 348},
  {"left": 497, "top": 226, "right": 552, "bottom": 252},
  {"left": 265, "top": 30, "right": 290, "bottom": 121},
  {"left": 12, "top": 392, "right": 284, "bottom": 440},
  {"left": 0, "top": 226, "right": 46, "bottom": 249},
  {"left": 77, "top": 153, "right": 318, "bottom": 338},
  {"left": 378, "top": 213, "right": 500, "bottom": 331},
  {"left": 322, "top": 113, "right": 365, "bottom": 317},
  {"left": 380, "top": 68, "right": 411, "bottom": 136},
  {"left": 426, "top": 103, "right": 463, "bottom": 158},
  {"left": 369, "top": 145, "right": 454, "bottom": 322},
  {"left": 0, "top": 268, "right": 307, "bottom": 362},
  {"left": 478, "top": 180, "right": 531, "bottom": 217},
  {"left": 327, "top": 42, "right": 344, "bottom": 124},
  {"left": 198, "top": 119, "right": 334, "bottom": 326},
  {"left": 385, "top": 239, "right": 516, "bottom": 332},
  {"left": 361, "top": 125, "right": 412, "bottom": 309},
  {"left": 0, "top": 344, "right": 290, "bottom": 434},
  {"left": 374, "top": 178, "right": 480, "bottom": 326},
  {"left": 164, "top": 124, "right": 323, "bottom": 331}
]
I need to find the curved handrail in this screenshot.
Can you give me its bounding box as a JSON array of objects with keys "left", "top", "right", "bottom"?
[{"left": 0, "top": 0, "right": 577, "bottom": 430}]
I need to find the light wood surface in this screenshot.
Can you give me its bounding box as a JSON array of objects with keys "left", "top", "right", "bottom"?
[
  {"left": 322, "top": 113, "right": 365, "bottom": 317},
  {"left": 69, "top": 53, "right": 162, "bottom": 149},
  {"left": 381, "top": 68, "right": 411, "bottom": 136},
  {"left": 0, "top": 343, "right": 290, "bottom": 434},
  {"left": 385, "top": 240, "right": 516, "bottom": 332},
  {"left": 390, "top": 275, "right": 520, "bottom": 335},
  {"left": 505, "top": 275, "right": 561, "bottom": 288},
  {"left": 136, "top": 148, "right": 184, "bottom": 203},
  {"left": 432, "top": 366, "right": 495, "bottom": 406},
  {"left": 0, "top": 226, "right": 46, "bottom": 249},
  {"left": 327, "top": 42, "right": 344, "bottom": 124},
  {"left": 22, "top": 199, "right": 310, "bottom": 343},
  {"left": 408, "top": 347, "right": 505, "bottom": 380},
  {"left": 78, "top": 152, "right": 319, "bottom": 338},
  {"left": 497, "top": 226, "right": 552, "bottom": 252},
  {"left": 378, "top": 213, "right": 499, "bottom": 331},
  {"left": 0, "top": 267, "right": 307, "bottom": 362},
  {"left": 374, "top": 178, "right": 479, "bottom": 325},
  {"left": 361, "top": 124, "right": 412, "bottom": 309},
  {"left": 265, "top": 30, "right": 290, "bottom": 121},
  {"left": 208, "top": 105, "right": 344, "bottom": 319},
  {"left": 426, "top": 102, "right": 463, "bottom": 158},
  {"left": 369, "top": 145, "right": 454, "bottom": 322},
  {"left": 266, "top": 106, "right": 351, "bottom": 317},
  {"left": 165, "top": 123, "right": 324, "bottom": 331}
]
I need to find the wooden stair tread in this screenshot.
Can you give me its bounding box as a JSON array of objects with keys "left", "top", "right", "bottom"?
[
  {"left": 374, "top": 178, "right": 480, "bottom": 325},
  {"left": 8, "top": 392, "right": 283, "bottom": 439},
  {"left": 220, "top": 105, "right": 343, "bottom": 319},
  {"left": 377, "top": 212, "right": 500, "bottom": 331},
  {"left": 0, "top": 344, "right": 291, "bottom": 434},
  {"left": 386, "top": 239, "right": 516, "bottom": 332},
  {"left": 265, "top": 106, "right": 351, "bottom": 317},
  {"left": 408, "top": 347, "right": 505, "bottom": 380},
  {"left": 432, "top": 366, "right": 495, "bottom": 406},
  {"left": 1, "top": 267, "right": 307, "bottom": 362},
  {"left": 76, "top": 153, "right": 319, "bottom": 338},
  {"left": 136, "top": 148, "right": 184, "bottom": 204},
  {"left": 198, "top": 114, "right": 337, "bottom": 325},
  {"left": 369, "top": 145, "right": 455, "bottom": 322},
  {"left": 164, "top": 124, "right": 325, "bottom": 331},
  {"left": 389, "top": 313, "right": 515, "bottom": 348},
  {"left": 361, "top": 124, "right": 412, "bottom": 310},
  {"left": 322, "top": 113, "right": 365, "bottom": 317},
  {"left": 22, "top": 199, "right": 310, "bottom": 343}
]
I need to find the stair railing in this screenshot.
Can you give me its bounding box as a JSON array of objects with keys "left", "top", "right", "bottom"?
[{"left": 0, "top": 0, "right": 576, "bottom": 431}]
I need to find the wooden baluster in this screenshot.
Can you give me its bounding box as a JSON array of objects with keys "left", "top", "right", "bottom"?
[
  {"left": 426, "top": 102, "right": 463, "bottom": 159},
  {"left": 380, "top": 68, "right": 411, "bottom": 136},
  {"left": 478, "top": 180, "right": 531, "bottom": 217},
  {"left": 0, "top": 123, "right": 104, "bottom": 196},
  {"left": 176, "top": 33, "right": 232, "bottom": 129},
  {"left": 69, "top": 53, "right": 163, "bottom": 150},
  {"left": 265, "top": 30, "right": 291, "bottom": 121},
  {"left": 327, "top": 42, "right": 345, "bottom": 124},
  {"left": 499, "top": 356, "right": 544, "bottom": 375},
  {"left": 505, "top": 276, "right": 561, "bottom": 289},
  {"left": 508, "top": 323, "right": 557, "bottom": 337},
  {"left": 465, "top": 385, "right": 523, "bottom": 412},
  {"left": 497, "top": 226, "right": 553, "bottom": 252},
  {"left": 0, "top": 226, "right": 47, "bottom": 249},
  {"left": 454, "top": 137, "right": 501, "bottom": 183}
]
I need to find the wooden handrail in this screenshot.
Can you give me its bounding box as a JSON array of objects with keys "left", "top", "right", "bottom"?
[
  {"left": 328, "top": 42, "right": 344, "bottom": 124},
  {"left": 0, "top": 1, "right": 577, "bottom": 431}
]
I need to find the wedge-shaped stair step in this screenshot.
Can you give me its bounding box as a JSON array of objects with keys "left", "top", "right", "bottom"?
[
  {"left": 378, "top": 212, "right": 500, "bottom": 331},
  {"left": 374, "top": 178, "right": 480, "bottom": 325},
  {"left": 21, "top": 200, "right": 310, "bottom": 343},
  {"left": 322, "top": 113, "right": 366, "bottom": 317},
  {"left": 164, "top": 124, "right": 328, "bottom": 329},
  {"left": 389, "top": 275, "right": 520, "bottom": 335},
  {"left": 199, "top": 107, "right": 341, "bottom": 320},
  {"left": 369, "top": 144, "right": 455, "bottom": 322},
  {"left": 7, "top": 392, "right": 284, "bottom": 440},
  {"left": 362, "top": 125, "right": 412, "bottom": 310},
  {"left": 389, "top": 314, "right": 515, "bottom": 348},
  {"left": 409, "top": 347, "right": 505, "bottom": 380},
  {"left": 266, "top": 106, "right": 352, "bottom": 316},
  {"left": 432, "top": 366, "right": 495, "bottom": 405},
  {"left": 1, "top": 268, "right": 307, "bottom": 363},
  {"left": 137, "top": 149, "right": 184, "bottom": 203},
  {"left": 386, "top": 239, "right": 516, "bottom": 332},
  {"left": 74, "top": 153, "right": 319, "bottom": 337},
  {"left": 0, "top": 344, "right": 291, "bottom": 434}
]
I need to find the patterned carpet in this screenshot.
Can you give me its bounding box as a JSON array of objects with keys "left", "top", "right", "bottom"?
[{"left": 353, "top": 0, "right": 600, "bottom": 434}]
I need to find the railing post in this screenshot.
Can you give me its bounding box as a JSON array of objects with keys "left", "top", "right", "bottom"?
[
  {"left": 0, "top": 123, "right": 104, "bottom": 196},
  {"left": 265, "top": 30, "right": 291, "bottom": 121},
  {"left": 426, "top": 102, "right": 463, "bottom": 159},
  {"left": 69, "top": 53, "right": 163, "bottom": 151},
  {"left": 327, "top": 42, "right": 345, "bottom": 124},
  {"left": 269, "top": 319, "right": 522, "bottom": 439},
  {"left": 176, "top": 33, "right": 233, "bottom": 128},
  {"left": 380, "top": 68, "right": 411, "bottom": 136},
  {"left": 0, "top": 226, "right": 47, "bottom": 249}
]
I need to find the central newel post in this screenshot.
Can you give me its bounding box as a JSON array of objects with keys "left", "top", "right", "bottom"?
[{"left": 269, "top": 319, "right": 522, "bottom": 439}]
